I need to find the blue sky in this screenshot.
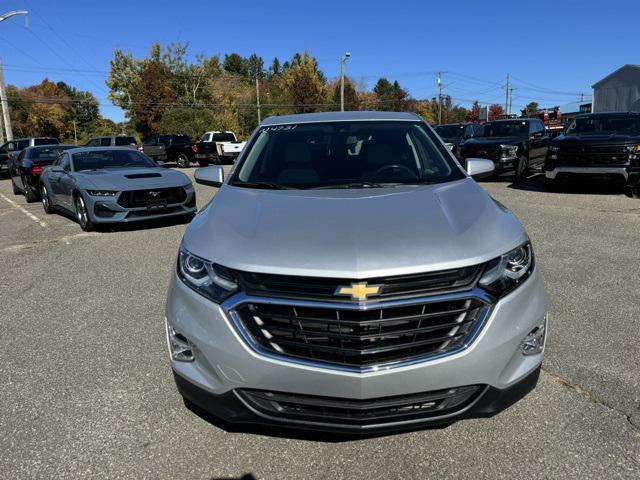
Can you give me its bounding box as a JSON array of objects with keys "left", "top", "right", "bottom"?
[{"left": 0, "top": 0, "right": 635, "bottom": 122}]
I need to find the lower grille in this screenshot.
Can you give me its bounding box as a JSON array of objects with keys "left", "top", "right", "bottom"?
[
  {"left": 231, "top": 296, "right": 489, "bottom": 369},
  {"left": 126, "top": 206, "right": 183, "bottom": 218},
  {"left": 237, "top": 385, "right": 484, "bottom": 425},
  {"left": 557, "top": 145, "right": 630, "bottom": 166},
  {"left": 117, "top": 187, "right": 186, "bottom": 208}
]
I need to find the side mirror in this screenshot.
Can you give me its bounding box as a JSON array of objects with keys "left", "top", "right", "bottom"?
[
  {"left": 194, "top": 165, "right": 224, "bottom": 187},
  {"left": 466, "top": 158, "right": 495, "bottom": 180}
]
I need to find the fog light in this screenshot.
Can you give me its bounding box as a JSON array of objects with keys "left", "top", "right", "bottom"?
[
  {"left": 520, "top": 317, "right": 547, "bottom": 356},
  {"left": 166, "top": 321, "right": 195, "bottom": 362}
]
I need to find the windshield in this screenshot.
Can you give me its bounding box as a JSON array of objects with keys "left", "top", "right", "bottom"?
[
  {"left": 72, "top": 150, "right": 156, "bottom": 171},
  {"left": 30, "top": 146, "right": 74, "bottom": 160},
  {"left": 434, "top": 124, "right": 465, "bottom": 139},
  {"left": 231, "top": 121, "right": 464, "bottom": 189},
  {"left": 566, "top": 116, "right": 640, "bottom": 135},
  {"left": 475, "top": 121, "right": 529, "bottom": 138}
]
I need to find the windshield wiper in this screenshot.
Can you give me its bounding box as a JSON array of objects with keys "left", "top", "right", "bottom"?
[
  {"left": 312, "top": 181, "right": 402, "bottom": 189},
  {"left": 232, "top": 181, "right": 291, "bottom": 190}
]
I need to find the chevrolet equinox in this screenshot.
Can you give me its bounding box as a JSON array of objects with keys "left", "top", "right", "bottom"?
[{"left": 165, "top": 111, "right": 548, "bottom": 434}]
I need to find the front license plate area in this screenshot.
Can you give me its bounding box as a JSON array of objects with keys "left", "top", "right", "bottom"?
[{"left": 146, "top": 198, "right": 167, "bottom": 210}]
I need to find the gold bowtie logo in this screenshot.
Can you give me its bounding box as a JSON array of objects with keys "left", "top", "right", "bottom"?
[{"left": 335, "top": 282, "right": 381, "bottom": 301}]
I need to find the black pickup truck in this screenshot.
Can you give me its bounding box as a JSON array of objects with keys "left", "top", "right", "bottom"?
[
  {"left": 459, "top": 118, "right": 549, "bottom": 180},
  {"left": 140, "top": 134, "right": 219, "bottom": 168},
  {"left": 544, "top": 112, "right": 640, "bottom": 194}
]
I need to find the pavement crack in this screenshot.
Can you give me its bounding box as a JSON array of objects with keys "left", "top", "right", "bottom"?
[{"left": 542, "top": 367, "right": 640, "bottom": 433}]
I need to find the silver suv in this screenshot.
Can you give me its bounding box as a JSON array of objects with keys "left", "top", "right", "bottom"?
[{"left": 165, "top": 111, "right": 548, "bottom": 434}]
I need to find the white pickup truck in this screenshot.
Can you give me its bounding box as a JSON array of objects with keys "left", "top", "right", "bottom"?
[{"left": 200, "top": 131, "right": 246, "bottom": 162}]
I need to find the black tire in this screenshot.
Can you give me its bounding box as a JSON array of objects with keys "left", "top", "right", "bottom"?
[
  {"left": 11, "top": 178, "right": 20, "bottom": 195},
  {"left": 74, "top": 193, "right": 94, "bottom": 231},
  {"left": 41, "top": 184, "right": 54, "bottom": 214},
  {"left": 22, "top": 176, "right": 38, "bottom": 203},
  {"left": 513, "top": 156, "right": 529, "bottom": 182},
  {"left": 544, "top": 177, "right": 560, "bottom": 192},
  {"left": 176, "top": 154, "right": 190, "bottom": 168}
]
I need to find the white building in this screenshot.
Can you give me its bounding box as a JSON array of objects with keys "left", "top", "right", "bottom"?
[{"left": 592, "top": 64, "right": 640, "bottom": 112}]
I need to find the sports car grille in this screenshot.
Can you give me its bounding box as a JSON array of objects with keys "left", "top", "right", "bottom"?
[
  {"left": 117, "top": 187, "right": 186, "bottom": 208},
  {"left": 556, "top": 145, "right": 631, "bottom": 166},
  {"left": 231, "top": 297, "right": 489, "bottom": 368},
  {"left": 233, "top": 265, "right": 482, "bottom": 302},
  {"left": 236, "top": 385, "right": 484, "bottom": 425}
]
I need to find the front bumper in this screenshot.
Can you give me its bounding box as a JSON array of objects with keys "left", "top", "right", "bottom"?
[
  {"left": 166, "top": 267, "right": 547, "bottom": 432},
  {"left": 87, "top": 189, "right": 196, "bottom": 223},
  {"left": 545, "top": 165, "right": 638, "bottom": 183}
]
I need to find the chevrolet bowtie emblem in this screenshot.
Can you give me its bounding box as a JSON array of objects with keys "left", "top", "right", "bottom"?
[{"left": 335, "top": 282, "right": 382, "bottom": 302}]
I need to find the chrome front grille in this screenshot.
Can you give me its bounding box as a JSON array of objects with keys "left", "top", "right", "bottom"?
[{"left": 228, "top": 291, "right": 491, "bottom": 370}]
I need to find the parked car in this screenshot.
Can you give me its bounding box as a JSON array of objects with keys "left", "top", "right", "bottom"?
[
  {"left": 434, "top": 123, "right": 478, "bottom": 156},
  {"left": 459, "top": 118, "right": 549, "bottom": 180},
  {"left": 0, "top": 137, "right": 59, "bottom": 174},
  {"left": 140, "top": 134, "right": 219, "bottom": 168},
  {"left": 39, "top": 147, "right": 196, "bottom": 231},
  {"left": 85, "top": 135, "right": 138, "bottom": 148},
  {"left": 165, "top": 111, "right": 548, "bottom": 434},
  {"left": 200, "top": 130, "right": 246, "bottom": 162},
  {"left": 544, "top": 112, "right": 640, "bottom": 193},
  {"left": 9, "top": 144, "right": 76, "bottom": 202}
]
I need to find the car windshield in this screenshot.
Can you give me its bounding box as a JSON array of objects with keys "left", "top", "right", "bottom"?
[
  {"left": 114, "top": 136, "right": 136, "bottom": 146},
  {"left": 72, "top": 150, "right": 156, "bottom": 171},
  {"left": 566, "top": 116, "right": 640, "bottom": 135},
  {"left": 475, "top": 121, "right": 529, "bottom": 138},
  {"left": 231, "top": 121, "right": 464, "bottom": 189},
  {"left": 434, "top": 124, "right": 465, "bottom": 139},
  {"left": 30, "top": 146, "right": 74, "bottom": 160}
]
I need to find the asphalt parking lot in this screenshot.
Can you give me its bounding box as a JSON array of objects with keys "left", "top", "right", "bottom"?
[{"left": 0, "top": 169, "right": 639, "bottom": 479}]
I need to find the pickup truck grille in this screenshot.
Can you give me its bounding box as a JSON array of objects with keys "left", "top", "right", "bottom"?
[
  {"left": 231, "top": 296, "right": 489, "bottom": 369},
  {"left": 236, "top": 385, "right": 484, "bottom": 426},
  {"left": 556, "top": 145, "right": 630, "bottom": 166},
  {"left": 233, "top": 265, "right": 482, "bottom": 302},
  {"left": 117, "top": 187, "right": 186, "bottom": 208},
  {"left": 461, "top": 144, "right": 501, "bottom": 161}
]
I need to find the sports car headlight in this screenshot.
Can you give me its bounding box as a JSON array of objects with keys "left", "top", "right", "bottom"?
[
  {"left": 87, "top": 190, "right": 118, "bottom": 196},
  {"left": 500, "top": 145, "right": 518, "bottom": 159},
  {"left": 177, "top": 247, "right": 238, "bottom": 303},
  {"left": 479, "top": 242, "right": 534, "bottom": 298}
]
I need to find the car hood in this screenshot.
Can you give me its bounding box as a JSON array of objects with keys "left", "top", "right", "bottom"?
[
  {"left": 75, "top": 167, "right": 190, "bottom": 190},
  {"left": 183, "top": 178, "right": 527, "bottom": 278},
  {"left": 464, "top": 137, "right": 524, "bottom": 147},
  {"left": 552, "top": 133, "right": 640, "bottom": 146}
]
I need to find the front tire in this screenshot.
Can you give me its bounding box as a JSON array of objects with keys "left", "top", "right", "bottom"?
[
  {"left": 41, "top": 184, "right": 54, "bottom": 213},
  {"left": 176, "top": 154, "right": 190, "bottom": 168},
  {"left": 513, "top": 156, "right": 529, "bottom": 182},
  {"left": 74, "top": 193, "right": 94, "bottom": 231}
]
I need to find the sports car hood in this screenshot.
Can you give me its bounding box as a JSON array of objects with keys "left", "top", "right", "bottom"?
[
  {"left": 184, "top": 178, "right": 527, "bottom": 278},
  {"left": 75, "top": 167, "right": 191, "bottom": 190}
]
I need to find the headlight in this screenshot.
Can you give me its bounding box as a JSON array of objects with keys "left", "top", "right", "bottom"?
[
  {"left": 177, "top": 247, "right": 238, "bottom": 303},
  {"left": 500, "top": 145, "right": 518, "bottom": 159},
  {"left": 87, "top": 190, "right": 118, "bottom": 196},
  {"left": 479, "top": 242, "right": 534, "bottom": 297},
  {"left": 548, "top": 145, "right": 560, "bottom": 160}
]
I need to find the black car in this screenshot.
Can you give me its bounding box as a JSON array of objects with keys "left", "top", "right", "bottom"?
[
  {"left": 10, "top": 145, "right": 76, "bottom": 201},
  {"left": 434, "top": 123, "right": 478, "bottom": 156},
  {"left": 544, "top": 112, "right": 640, "bottom": 193},
  {"left": 140, "top": 134, "right": 220, "bottom": 168},
  {"left": 459, "top": 118, "right": 549, "bottom": 180},
  {"left": 0, "top": 137, "right": 59, "bottom": 174}
]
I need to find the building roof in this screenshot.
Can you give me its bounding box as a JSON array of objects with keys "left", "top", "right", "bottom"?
[
  {"left": 592, "top": 64, "right": 640, "bottom": 88},
  {"left": 261, "top": 111, "right": 421, "bottom": 125}
]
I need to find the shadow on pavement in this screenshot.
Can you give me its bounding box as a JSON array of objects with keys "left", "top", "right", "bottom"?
[
  {"left": 210, "top": 475, "right": 257, "bottom": 480},
  {"left": 488, "top": 173, "right": 628, "bottom": 196}
]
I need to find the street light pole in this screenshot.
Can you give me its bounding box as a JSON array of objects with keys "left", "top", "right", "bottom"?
[
  {"left": 0, "top": 10, "right": 28, "bottom": 142},
  {"left": 256, "top": 75, "right": 261, "bottom": 123},
  {"left": 340, "top": 52, "right": 351, "bottom": 112}
]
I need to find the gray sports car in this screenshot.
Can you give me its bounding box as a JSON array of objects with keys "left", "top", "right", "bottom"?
[{"left": 39, "top": 147, "right": 196, "bottom": 231}]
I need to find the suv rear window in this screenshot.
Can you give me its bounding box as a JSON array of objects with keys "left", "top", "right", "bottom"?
[
  {"left": 115, "top": 136, "right": 136, "bottom": 146},
  {"left": 34, "top": 138, "right": 60, "bottom": 146}
]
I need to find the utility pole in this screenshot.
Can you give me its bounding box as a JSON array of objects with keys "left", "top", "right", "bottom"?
[
  {"left": 255, "top": 75, "right": 261, "bottom": 123},
  {"left": 504, "top": 73, "right": 510, "bottom": 115},
  {"left": 437, "top": 72, "right": 442, "bottom": 124},
  {"left": 0, "top": 10, "right": 29, "bottom": 142},
  {"left": 73, "top": 120, "right": 77, "bottom": 145},
  {"left": 0, "top": 59, "right": 13, "bottom": 141},
  {"left": 340, "top": 52, "right": 351, "bottom": 112},
  {"left": 508, "top": 86, "right": 514, "bottom": 115}
]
